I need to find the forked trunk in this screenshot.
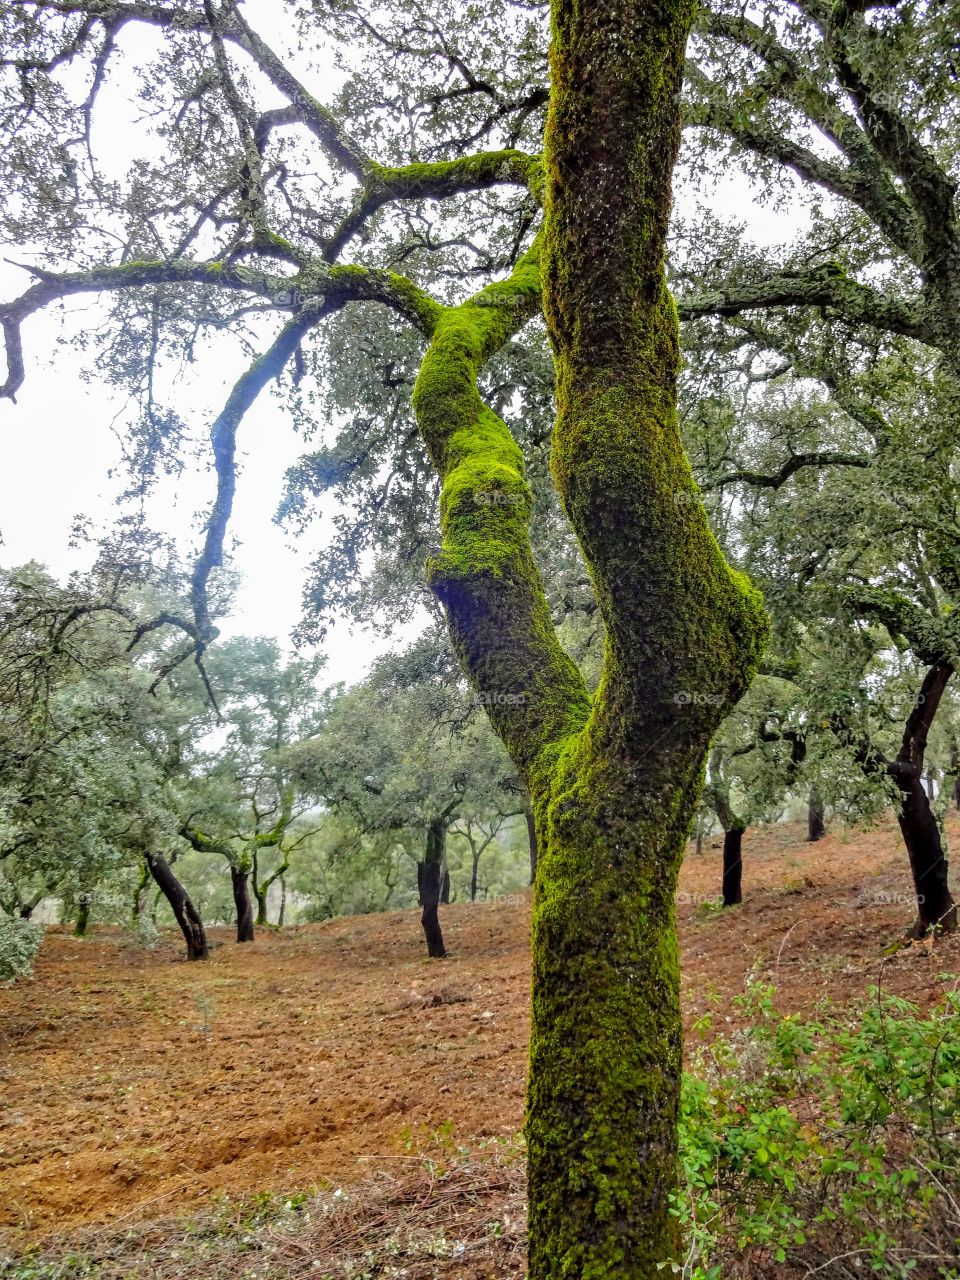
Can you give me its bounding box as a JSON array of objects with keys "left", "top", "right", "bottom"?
[
  {"left": 807, "top": 792, "right": 825, "bottom": 842},
  {"left": 145, "top": 853, "right": 208, "bottom": 960},
  {"left": 231, "top": 867, "right": 255, "bottom": 942},
  {"left": 420, "top": 819, "right": 446, "bottom": 958},
  {"left": 410, "top": 0, "right": 767, "bottom": 1266},
  {"left": 722, "top": 827, "right": 744, "bottom": 906}
]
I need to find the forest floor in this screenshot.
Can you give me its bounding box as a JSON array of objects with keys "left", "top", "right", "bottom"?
[{"left": 2, "top": 813, "right": 960, "bottom": 1277}]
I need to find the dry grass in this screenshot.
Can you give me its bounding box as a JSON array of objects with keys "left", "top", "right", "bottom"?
[{"left": 0, "top": 1145, "right": 526, "bottom": 1279}]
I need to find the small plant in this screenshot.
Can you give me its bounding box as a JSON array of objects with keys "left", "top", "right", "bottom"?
[
  {"left": 675, "top": 972, "right": 960, "bottom": 1278},
  {"left": 192, "top": 990, "right": 217, "bottom": 1035},
  {"left": 124, "top": 913, "right": 159, "bottom": 951},
  {"left": 0, "top": 914, "right": 43, "bottom": 982}
]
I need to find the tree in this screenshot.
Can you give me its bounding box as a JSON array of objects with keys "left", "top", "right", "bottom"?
[
  {"left": 173, "top": 637, "right": 327, "bottom": 940},
  {"left": 292, "top": 655, "right": 521, "bottom": 957},
  {"left": 0, "top": 5, "right": 769, "bottom": 1270}
]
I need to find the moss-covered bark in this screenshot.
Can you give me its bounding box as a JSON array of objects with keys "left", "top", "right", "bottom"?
[{"left": 410, "top": 0, "right": 767, "bottom": 1272}]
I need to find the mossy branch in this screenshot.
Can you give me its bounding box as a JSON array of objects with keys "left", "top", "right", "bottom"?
[
  {"left": 325, "top": 150, "right": 543, "bottom": 262},
  {"left": 0, "top": 257, "right": 440, "bottom": 401},
  {"left": 412, "top": 237, "right": 591, "bottom": 785},
  {"left": 676, "top": 264, "right": 929, "bottom": 342}
]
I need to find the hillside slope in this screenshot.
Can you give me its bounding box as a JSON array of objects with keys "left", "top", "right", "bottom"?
[{"left": 2, "top": 813, "right": 959, "bottom": 1261}]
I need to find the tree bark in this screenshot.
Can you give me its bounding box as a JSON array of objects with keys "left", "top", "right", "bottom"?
[
  {"left": 470, "top": 851, "right": 481, "bottom": 901},
  {"left": 807, "top": 792, "right": 825, "bottom": 842},
  {"left": 409, "top": 0, "right": 767, "bottom": 1267},
  {"left": 73, "top": 896, "right": 90, "bottom": 937},
  {"left": 420, "top": 819, "right": 447, "bottom": 958},
  {"left": 131, "top": 860, "right": 151, "bottom": 920},
  {"left": 254, "top": 883, "right": 269, "bottom": 927},
  {"left": 231, "top": 866, "right": 255, "bottom": 942},
  {"left": 252, "top": 850, "right": 269, "bottom": 926},
  {"left": 838, "top": 662, "right": 959, "bottom": 935},
  {"left": 525, "top": 801, "right": 538, "bottom": 884},
  {"left": 440, "top": 860, "right": 451, "bottom": 904},
  {"left": 722, "top": 827, "right": 744, "bottom": 906},
  {"left": 145, "top": 852, "right": 208, "bottom": 960},
  {"left": 897, "top": 777, "right": 956, "bottom": 935},
  {"left": 278, "top": 873, "right": 286, "bottom": 927},
  {"left": 893, "top": 664, "right": 957, "bottom": 934}
]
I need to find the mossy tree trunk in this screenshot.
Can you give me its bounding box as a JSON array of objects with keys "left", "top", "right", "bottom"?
[
  {"left": 131, "top": 859, "right": 151, "bottom": 920},
  {"left": 145, "top": 852, "right": 208, "bottom": 960},
  {"left": 73, "top": 895, "right": 91, "bottom": 937},
  {"left": 410, "top": 0, "right": 767, "bottom": 1270},
  {"left": 525, "top": 800, "right": 538, "bottom": 885}
]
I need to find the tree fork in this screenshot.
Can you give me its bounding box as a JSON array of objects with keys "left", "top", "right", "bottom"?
[{"left": 410, "top": 0, "right": 767, "bottom": 1271}]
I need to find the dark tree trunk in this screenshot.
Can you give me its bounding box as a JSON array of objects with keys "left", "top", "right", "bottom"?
[
  {"left": 420, "top": 819, "right": 447, "bottom": 958},
  {"left": 807, "top": 793, "right": 825, "bottom": 843},
  {"left": 231, "top": 867, "right": 255, "bottom": 942},
  {"left": 74, "top": 896, "right": 91, "bottom": 937},
  {"left": 470, "top": 853, "right": 481, "bottom": 902},
  {"left": 145, "top": 852, "right": 208, "bottom": 960},
  {"left": 278, "top": 874, "right": 286, "bottom": 927},
  {"left": 525, "top": 801, "right": 538, "bottom": 884},
  {"left": 893, "top": 664, "right": 957, "bottom": 935},
  {"left": 722, "top": 828, "right": 744, "bottom": 907},
  {"left": 440, "top": 863, "right": 451, "bottom": 904},
  {"left": 897, "top": 776, "right": 958, "bottom": 936},
  {"left": 955, "top": 773, "right": 960, "bottom": 812},
  {"left": 416, "top": 859, "right": 425, "bottom": 905}
]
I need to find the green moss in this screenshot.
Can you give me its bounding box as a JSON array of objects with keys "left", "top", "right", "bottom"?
[{"left": 406, "top": 2, "right": 769, "bottom": 1274}]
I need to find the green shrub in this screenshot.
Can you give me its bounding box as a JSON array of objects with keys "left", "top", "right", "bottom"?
[
  {"left": 675, "top": 972, "right": 960, "bottom": 1279},
  {"left": 0, "top": 914, "right": 43, "bottom": 981}
]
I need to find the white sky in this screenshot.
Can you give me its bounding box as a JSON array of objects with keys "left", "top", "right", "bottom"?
[{"left": 0, "top": 8, "right": 806, "bottom": 689}]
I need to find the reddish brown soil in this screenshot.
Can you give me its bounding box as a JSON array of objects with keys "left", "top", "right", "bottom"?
[{"left": 2, "top": 814, "right": 959, "bottom": 1251}]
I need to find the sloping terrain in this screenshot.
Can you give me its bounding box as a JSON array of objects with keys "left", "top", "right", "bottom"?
[{"left": 1, "top": 813, "right": 958, "bottom": 1268}]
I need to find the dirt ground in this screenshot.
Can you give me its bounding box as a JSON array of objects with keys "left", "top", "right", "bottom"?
[{"left": 2, "top": 813, "right": 959, "bottom": 1256}]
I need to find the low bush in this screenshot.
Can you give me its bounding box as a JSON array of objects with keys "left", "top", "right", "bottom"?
[
  {"left": 675, "top": 972, "right": 960, "bottom": 1279},
  {"left": 0, "top": 914, "right": 43, "bottom": 981}
]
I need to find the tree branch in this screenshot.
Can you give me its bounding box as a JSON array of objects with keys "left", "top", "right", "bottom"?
[{"left": 676, "top": 263, "right": 929, "bottom": 342}]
